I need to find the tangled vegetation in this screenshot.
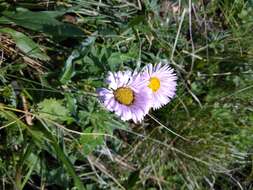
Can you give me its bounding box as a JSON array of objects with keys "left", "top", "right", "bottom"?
[{"left": 0, "top": 0, "right": 252, "bottom": 189}]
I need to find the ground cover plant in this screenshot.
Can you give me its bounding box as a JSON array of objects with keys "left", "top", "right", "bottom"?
[{"left": 0, "top": 0, "right": 253, "bottom": 189}]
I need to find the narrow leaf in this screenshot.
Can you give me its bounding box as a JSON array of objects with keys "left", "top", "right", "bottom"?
[{"left": 0, "top": 27, "right": 50, "bottom": 61}]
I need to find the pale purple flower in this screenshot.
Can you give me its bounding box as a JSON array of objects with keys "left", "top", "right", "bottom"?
[
  {"left": 98, "top": 71, "right": 151, "bottom": 123},
  {"left": 142, "top": 61, "right": 177, "bottom": 109}
]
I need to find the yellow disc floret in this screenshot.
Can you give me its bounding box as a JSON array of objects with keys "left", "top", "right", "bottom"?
[
  {"left": 114, "top": 87, "right": 134, "bottom": 106},
  {"left": 148, "top": 77, "right": 160, "bottom": 92}
]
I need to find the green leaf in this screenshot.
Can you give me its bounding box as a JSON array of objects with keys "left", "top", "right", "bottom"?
[
  {"left": 1, "top": 85, "right": 17, "bottom": 107},
  {"left": 80, "top": 127, "right": 103, "bottom": 155},
  {"left": 65, "top": 94, "right": 77, "bottom": 116},
  {"left": 45, "top": 167, "right": 69, "bottom": 187},
  {"left": 21, "top": 148, "right": 39, "bottom": 189},
  {"left": 107, "top": 52, "right": 135, "bottom": 70},
  {"left": 0, "top": 16, "right": 12, "bottom": 24},
  {"left": 37, "top": 98, "right": 73, "bottom": 123},
  {"left": 2, "top": 9, "right": 84, "bottom": 37},
  {"left": 60, "top": 34, "right": 96, "bottom": 84},
  {"left": 78, "top": 99, "right": 127, "bottom": 132},
  {"left": 128, "top": 15, "right": 145, "bottom": 27},
  {"left": 125, "top": 170, "right": 140, "bottom": 189},
  {"left": 60, "top": 49, "right": 79, "bottom": 84},
  {"left": 52, "top": 141, "right": 85, "bottom": 190},
  {"left": 0, "top": 107, "right": 49, "bottom": 146},
  {"left": 0, "top": 27, "right": 50, "bottom": 61},
  {"left": 36, "top": 120, "right": 85, "bottom": 190}
]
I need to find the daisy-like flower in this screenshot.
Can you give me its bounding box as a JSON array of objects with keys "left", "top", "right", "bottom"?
[
  {"left": 142, "top": 61, "right": 177, "bottom": 109},
  {"left": 97, "top": 71, "right": 151, "bottom": 123}
]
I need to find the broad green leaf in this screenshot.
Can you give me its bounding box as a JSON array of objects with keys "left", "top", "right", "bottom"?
[
  {"left": 37, "top": 98, "right": 73, "bottom": 123},
  {"left": 107, "top": 52, "right": 135, "bottom": 70},
  {"left": 0, "top": 27, "right": 50, "bottom": 61},
  {"left": 2, "top": 9, "right": 84, "bottom": 37}
]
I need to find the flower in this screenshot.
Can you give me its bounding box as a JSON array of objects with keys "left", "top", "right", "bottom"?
[
  {"left": 142, "top": 61, "right": 177, "bottom": 109},
  {"left": 97, "top": 71, "right": 151, "bottom": 123}
]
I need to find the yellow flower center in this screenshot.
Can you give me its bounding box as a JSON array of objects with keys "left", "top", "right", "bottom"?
[
  {"left": 114, "top": 87, "right": 134, "bottom": 106},
  {"left": 148, "top": 77, "right": 160, "bottom": 92}
]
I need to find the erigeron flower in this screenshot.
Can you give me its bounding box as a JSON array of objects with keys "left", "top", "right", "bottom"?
[
  {"left": 142, "top": 61, "right": 177, "bottom": 109},
  {"left": 97, "top": 71, "right": 151, "bottom": 123}
]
